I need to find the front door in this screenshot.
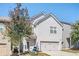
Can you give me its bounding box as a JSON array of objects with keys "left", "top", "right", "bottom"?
[
  {"left": 27, "top": 42, "right": 30, "bottom": 51},
  {"left": 67, "top": 38, "right": 70, "bottom": 48}
]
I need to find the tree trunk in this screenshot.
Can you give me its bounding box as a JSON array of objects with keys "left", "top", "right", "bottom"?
[
  {"left": 19, "top": 40, "right": 21, "bottom": 55},
  {"left": 19, "top": 35, "right": 22, "bottom": 55}
]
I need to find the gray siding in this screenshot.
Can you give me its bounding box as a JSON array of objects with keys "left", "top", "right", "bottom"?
[{"left": 62, "top": 23, "right": 72, "bottom": 49}]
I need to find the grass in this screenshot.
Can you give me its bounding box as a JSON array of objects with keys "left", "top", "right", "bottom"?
[
  {"left": 22, "top": 51, "right": 50, "bottom": 56},
  {"left": 30, "top": 52, "right": 50, "bottom": 56},
  {"left": 37, "top": 52, "right": 50, "bottom": 56}
]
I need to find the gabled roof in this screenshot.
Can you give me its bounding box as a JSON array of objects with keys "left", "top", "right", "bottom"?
[
  {"left": 31, "top": 12, "right": 44, "bottom": 21},
  {"left": 60, "top": 21, "right": 72, "bottom": 25},
  {"left": 0, "top": 16, "right": 11, "bottom": 23},
  {"left": 33, "top": 13, "right": 63, "bottom": 27}
]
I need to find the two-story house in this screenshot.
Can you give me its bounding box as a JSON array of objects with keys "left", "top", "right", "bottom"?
[{"left": 22, "top": 13, "right": 72, "bottom": 52}]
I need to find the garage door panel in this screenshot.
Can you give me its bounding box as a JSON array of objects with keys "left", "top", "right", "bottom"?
[
  {"left": 40, "top": 41, "right": 59, "bottom": 51},
  {"left": 0, "top": 45, "right": 7, "bottom": 56}
]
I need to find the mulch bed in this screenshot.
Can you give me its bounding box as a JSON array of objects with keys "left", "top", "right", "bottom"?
[
  {"left": 11, "top": 53, "right": 19, "bottom": 56},
  {"left": 20, "top": 51, "right": 50, "bottom": 56},
  {"left": 70, "top": 48, "right": 79, "bottom": 50},
  {"left": 62, "top": 48, "right": 79, "bottom": 53}
]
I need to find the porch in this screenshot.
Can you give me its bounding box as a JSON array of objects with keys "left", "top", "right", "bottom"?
[{"left": 22, "top": 34, "right": 37, "bottom": 52}]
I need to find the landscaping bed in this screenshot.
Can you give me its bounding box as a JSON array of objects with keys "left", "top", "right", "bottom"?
[
  {"left": 62, "top": 48, "right": 79, "bottom": 53},
  {"left": 22, "top": 51, "right": 50, "bottom": 56}
]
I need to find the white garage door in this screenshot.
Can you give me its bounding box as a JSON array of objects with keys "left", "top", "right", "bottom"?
[
  {"left": 0, "top": 43, "right": 8, "bottom": 56},
  {"left": 40, "top": 41, "right": 59, "bottom": 52}
]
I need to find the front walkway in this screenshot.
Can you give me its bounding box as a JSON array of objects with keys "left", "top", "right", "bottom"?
[{"left": 44, "top": 51, "right": 79, "bottom": 56}]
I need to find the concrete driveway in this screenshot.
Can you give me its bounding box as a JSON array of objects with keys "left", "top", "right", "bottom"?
[{"left": 44, "top": 51, "right": 79, "bottom": 56}]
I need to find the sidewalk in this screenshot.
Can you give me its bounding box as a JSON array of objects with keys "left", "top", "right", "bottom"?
[{"left": 44, "top": 51, "right": 79, "bottom": 56}]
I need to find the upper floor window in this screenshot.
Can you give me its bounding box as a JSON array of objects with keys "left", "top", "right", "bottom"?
[{"left": 50, "top": 26, "right": 57, "bottom": 34}]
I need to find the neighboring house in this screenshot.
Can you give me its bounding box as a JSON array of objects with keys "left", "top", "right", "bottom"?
[
  {"left": 61, "top": 21, "right": 72, "bottom": 49},
  {"left": 22, "top": 13, "right": 72, "bottom": 52},
  {"left": 0, "top": 17, "right": 11, "bottom": 56}
]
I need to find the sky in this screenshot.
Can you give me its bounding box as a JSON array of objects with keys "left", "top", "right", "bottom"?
[{"left": 0, "top": 3, "right": 79, "bottom": 23}]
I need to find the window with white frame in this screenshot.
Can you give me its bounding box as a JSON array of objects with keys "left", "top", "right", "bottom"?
[
  {"left": 50, "top": 26, "right": 57, "bottom": 34},
  {"left": 0, "top": 28, "right": 3, "bottom": 32},
  {"left": 0, "top": 23, "right": 5, "bottom": 32}
]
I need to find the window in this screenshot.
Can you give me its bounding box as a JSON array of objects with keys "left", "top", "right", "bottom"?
[
  {"left": 0, "top": 28, "right": 3, "bottom": 32},
  {"left": 50, "top": 26, "right": 57, "bottom": 34},
  {"left": 0, "top": 24, "right": 5, "bottom": 32}
]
